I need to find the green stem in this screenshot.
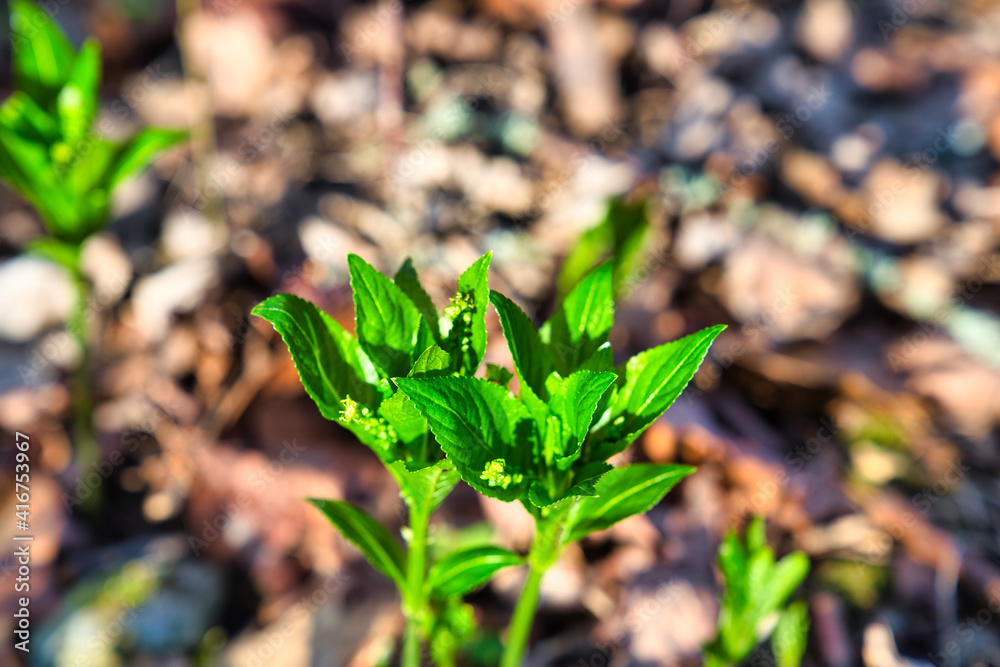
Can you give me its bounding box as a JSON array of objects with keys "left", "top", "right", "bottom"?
[
  {"left": 501, "top": 505, "right": 571, "bottom": 667},
  {"left": 501, "top": 564, "right": 545, "bottom": 667},
  {"left": 69, "top": 273, "right": 100, "bottom": 511},
  {"left": 402, "top": 505, "right": 430, "bottom": 667}
]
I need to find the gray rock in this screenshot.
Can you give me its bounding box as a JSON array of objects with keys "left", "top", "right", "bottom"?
[{"left": 0, "top": 257, "right": 77, "bottom": 343}]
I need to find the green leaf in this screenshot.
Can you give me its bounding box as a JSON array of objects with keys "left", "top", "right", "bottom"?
[
  {"left": 411, "top": 317, "right": 437, "bottom": 368},
  {"left": 60, "top": 137, "right": 119, "bottom": 238},
  {"left": 602, "top": 197, "right": 650, "bottom": 292},
  {"left": 759, "top": 551, "right": 810, "bottom": 617},
  {"left": 773, "top": 600, "right": 810, "bottom": 667},
  {"left": 527, "top": 459, "right": 610, "bottom": 506},
  {"left": 252, "top": 294, "right": 390, "bottom": 464},
  {"left": 617, "top": 324, "right": 724, "bottom": 426},
  {"left": 558, "top": 196, "right": 649, "bottom": 299},
  {"left": 308, "top": 498, "right": 406, "bottom": 586},
  {"left": 396, "top": 376, "right": 531, "bottom": 502},
  {"left": 566, "top": 463, "right": 695, "bottom": 542},
  {"left": 541, "top": 261, "right": 614, "bottom": 374},
  {"left": 717, "top": 528, "right": 748, "bottom": 605},
  {"left": 378, "top": 390, "right": 427, "bottom": 447},
  {"left": 578, "top": 342, "right": 613, "bottom": 373},
  {"left": 544, "top": 370, "right": 616, "bottom": 467},
  {"left": 394, "top": 257, "right": 441, "bottom": 340},
  {"left": 0, "top": 126, "right": 46, "bottom": 200},
  {"left": 9, "top": 0, "right": 76, "bottom": 105},
  {"left": 747, "top": 544, "right": 776, "bottom": 616},
  {"left": 558, "top": 224, "right": 611, "bottom": 300},
  {"left": 0, "top": 92, "right": 60, "bottom": 144},
  {"left": 389, "top": 459, "right": 459, "bottom": 513},
  {"left": 348, "top": 253, "right": 421, "bottom": 379},
  {"left": 57, "top": 38, "right": 101, "bottom": 145},
  {"left": 485, "top": 363, "right": 513, "bottom": 388},
  {"left": 0, "top": 126, "right": 74, "bottom": 235},
  {"left": 427, "top": 546, "right": 523, "bottom": 598},
  {"left": 712, "top": 527, "right": 753, "bottom": 663},
  {"left": 562, "top": 460, "right": 613, "bottom": 498},
  {"left": 489, "top": 290, "right": 553, "bottom": 397},
  {"left": 104, "top": 127, "right": 187, "bottom": 189},
  {"left": 593, "top": 324, "right": 725, "bottom": 459},
  {"left": 579, "top": 343, "right": 616, "bottom": 432},
  {"left": 443, "top": 253, "right": 491, "bottom": 374},
  {"left": 252, "top": 293, "right": 379, "bottom": 417},
  {"left": 711, "top": 518, "right": 811, "bottom": 666},
  {"left": 408, "top": 344, "right": 454, "bottom": 378},
  {"left": 746, "top": 515, "right": 767, "bottom": 553},
  {"left": 717, "top": 528, "right": 747, "bottom": 579},
  {"left": 429, "top": 597, "right": 476, "bottom": 667},
  {"left": 527, "top": 481, "right": 556, "bottom": 508}
]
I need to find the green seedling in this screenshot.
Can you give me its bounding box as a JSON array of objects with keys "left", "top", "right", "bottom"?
[
  {"left": 397, "top": 260, "right": 724, "bottom": 666},
  {"left": 0, "top": 0, "right": 186, "bottom": 486},
  {"left": 558, "top": 195, "right": 652, "bottom": 299},
  {"left": 252, "top": 254, "right": 522, "bottom": 667},
  {"left": 704, "top": 516, "right": 811, "bottom": 667},
  {"left": 1, "top": 0, "right": 186, "bottom": 263}
]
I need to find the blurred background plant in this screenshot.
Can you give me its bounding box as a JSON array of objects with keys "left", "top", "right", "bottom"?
[
  {"left": 704, "top": 516, "right": 810, "bottom": 667},
  {"left": 0, "top": 0, "right": 185, "bottom": 490},
  {"left": 557, "top": 195, "right": 652, "bottom": 299}
]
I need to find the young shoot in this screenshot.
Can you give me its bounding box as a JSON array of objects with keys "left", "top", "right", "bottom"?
[{"left": 397, "top": 260, "right": 724, "bottom": 666}]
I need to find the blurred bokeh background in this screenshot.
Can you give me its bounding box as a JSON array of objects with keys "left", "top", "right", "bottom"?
[{"left": 1, "top": 0, "right": 999, "bottom": 665}]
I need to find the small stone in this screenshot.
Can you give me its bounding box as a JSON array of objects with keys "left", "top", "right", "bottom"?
[
  {"left": 860, "top": 159, "right": 944, "bottom": 244},
  {"left": 0, "top": 257, "right": 77, "bottom": 343},
  {"left": 795, "top": 0, "right": 852, "bottom": 63},
  {"left": 131, "top": 259, "right": 219, "bottom": 342},
  {"left": 310, "top": 71, "right": 379, "bottom": 127},
  {"left": 781, "top": 150, "right": 844, "bottom": 208},
  {"left": 721, "top": 234, "right": 859, "bottom": 341},
  {"left": 161, "top": 209, "right": 228, "bottom": 262},
  {"left": 674, "top": 213, "right": 738, "bottom": 270},
  {"left": 80, "top": 234, "right": 133, "bottom": 308}
]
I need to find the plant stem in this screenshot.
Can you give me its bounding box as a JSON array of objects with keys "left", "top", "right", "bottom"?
[
  {"left": 402, "top": 505, "right": 430, "bottom": 667},
  {"left": 69, "top": 273, "right": 100, "bottom": 511},
  {"left": 501, "top": 564, "right": 545, "bottom": 667},
  {"left": 502, "top": 501, "right": 575, "bottom": 667}
]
